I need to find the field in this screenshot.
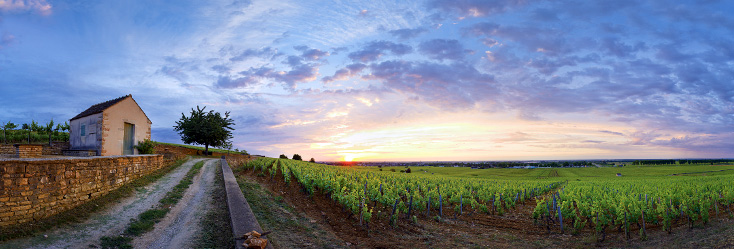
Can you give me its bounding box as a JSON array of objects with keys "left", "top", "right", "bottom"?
[
  {"left": 235, "top": 159, "right": 734, "bottom": 248},
  {"left": 156, "top": 142, "right": 245, "bottom": 154}
]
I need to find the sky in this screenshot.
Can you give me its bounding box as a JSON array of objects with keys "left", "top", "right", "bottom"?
[{"left": 1, "top": 0, "right": 733, "bottom": 161}]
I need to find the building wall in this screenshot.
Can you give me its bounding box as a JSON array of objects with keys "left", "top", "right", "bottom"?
[
  {"left": 69, "top": 113, "right": 103, "bottom": 154},
  {"left": 0, "top": 155, "right": 166, "bottom": 227},
  {"left": 96, "top": 98, "right": 152, "bottom": 156}
]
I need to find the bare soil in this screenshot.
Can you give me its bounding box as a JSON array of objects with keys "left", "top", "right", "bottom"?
[
  {"left": 132, "top": 158, "right": 217, "bottom": 248},
  {"left": 237, "top": 167, "right": 734, "bottom": 249},
  {"left": 0, "top": 158, "right": 206, "bottom": 249}
]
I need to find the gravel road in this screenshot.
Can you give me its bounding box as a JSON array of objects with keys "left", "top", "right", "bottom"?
[
  {"left": 132, "top": 158, "right": 217, "bottom": 249},
  {"left": 0, "top": 158, "right": 206, "bottom": 249}
]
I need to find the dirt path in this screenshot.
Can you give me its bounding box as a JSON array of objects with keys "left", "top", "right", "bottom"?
[
  {"left": 0, "top": 158, "right": 205, "bottom": 249},
  {"left": 132, "top": 158, "right": 217, "bottom": 249}
]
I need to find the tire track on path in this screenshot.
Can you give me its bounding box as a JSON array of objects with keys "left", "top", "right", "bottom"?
[{"left": 133, "top": 158, "right": 217, "bottom": 249}]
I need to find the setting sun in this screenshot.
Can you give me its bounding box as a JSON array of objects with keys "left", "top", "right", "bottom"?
[{"left": 343, "top": 154, "right": 355, "bottom": 162}]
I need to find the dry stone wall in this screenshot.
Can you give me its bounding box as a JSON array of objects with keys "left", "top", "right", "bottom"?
[
  {"left": 0, "top": 142, "right": 71, "bottom": 157},
  {"left": 0, "top": 155, "right": 166, "bottom": 227}
]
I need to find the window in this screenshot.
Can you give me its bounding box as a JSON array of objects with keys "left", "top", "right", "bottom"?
[{"left": 81, "top": 124, "right": 86, "bottom": 136}]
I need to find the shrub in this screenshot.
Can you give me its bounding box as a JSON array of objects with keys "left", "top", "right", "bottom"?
[
  {"left": 135, "top": 139, "right": 157, "bottom": 154},
  {"left": 279, "top": 154, "right": 288, "bottom": 159}
]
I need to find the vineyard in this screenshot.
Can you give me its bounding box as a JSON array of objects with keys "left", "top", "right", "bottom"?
[{"left": 236, "top": 158, "right": 734, "bottom": 246}]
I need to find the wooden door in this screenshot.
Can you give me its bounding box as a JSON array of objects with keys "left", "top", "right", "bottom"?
[{"left": 123, "top": 123, "right": 135, "bottom": 155}]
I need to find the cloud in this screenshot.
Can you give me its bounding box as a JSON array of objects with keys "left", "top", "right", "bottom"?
[
  {"left": 294, "top": 45, "right": 329, "bottom": 61},
  {"left": 216, "top": 75, "right": 258, "bottom": 89},
  {"left": 426, "top": 0, "right": 526, "bottom": 18},
  {"left": 322, "top": 63, "right": 366, "bottom": 83},
  {"left": 0, "top": 0, "right": 51, "bottom": 15},
  {"left": 388, "top": 27, "right": 428, "bottom": 40},
  {"left": 229, "top": 47, "right": 278, "bottom": 62},
  {"left": 419, "top": 39, "right": 467, "bottom": 61},
  {"left": 365, "top": 60, "right": 496, "bottom": 110},
  {"left": 348, "top": 41, "right": 412, "bottom": 62}
]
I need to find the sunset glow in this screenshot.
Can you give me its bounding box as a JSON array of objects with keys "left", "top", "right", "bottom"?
[{"left": 2, "top": 1, "right": 732, "bottom": 161}]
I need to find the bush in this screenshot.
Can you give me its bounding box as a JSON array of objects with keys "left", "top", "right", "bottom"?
[
  {"left": 135, "top": 139, "right": 157, "bottom": 154},
  {"left": 390, "top": 169, "right": 396, "bottom": 172},
  {"left": 293, "top": 154, "right": 302, "bottom": 160},
  {"left": 279, "top": 154, "right": 288, "bottom": 159}
]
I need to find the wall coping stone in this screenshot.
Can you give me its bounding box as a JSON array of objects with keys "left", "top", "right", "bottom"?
[{"left": 0, "top": 154, "right": 162, "bottom": 162}]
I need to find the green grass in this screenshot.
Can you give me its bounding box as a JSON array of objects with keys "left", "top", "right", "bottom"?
[
  {"left": 99, "top": 235, "right": 133, "bottom": 249},
  {"left": 192, "top": 164, "right": 235, "bottom": 249},
  {"left": 157, "top": 142, "right": 246, "bottom": 155},
  {"left": 0, "top": 158, "right": 189, "bottom": 242},
  {"left": 99, "top": 160, "right": 206, "bottom": 248}
]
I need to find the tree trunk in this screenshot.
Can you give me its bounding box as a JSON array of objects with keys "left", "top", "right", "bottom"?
[
  {"left": 49, "top": 132, "right": 52, "bottom": 146},
  {"left": 204, "top": 144, "right": 209, "bottom": 155}
]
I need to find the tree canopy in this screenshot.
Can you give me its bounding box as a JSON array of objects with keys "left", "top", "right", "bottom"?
[
  {"left": 292, "top": 154, "right": 302, "bottom": 160},
  {"left": 173, "top": 106, "right": 235, "bottom": 155},
  {"left": 279, "top": 154, "right": 288, "bottom": 159}
]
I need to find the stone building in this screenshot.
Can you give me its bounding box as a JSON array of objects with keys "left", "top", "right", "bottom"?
[{"left": 69, "top": 94, "right": 152, "bottom": 156}]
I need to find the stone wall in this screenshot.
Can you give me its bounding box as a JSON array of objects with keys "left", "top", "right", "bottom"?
[
  {"left": 0, "top": 142, "right": 71, "bottom": 156},
  {"left": 0, "top": 145, "right": 13, "bottom": 155},
  {"left": 42, "top": 142, "right": 71, "bottom": 155},
  {"left": 0, "top": 155, "right": 166, "bottom": 227},
  {"left": 14, "top": 144, "right": 43, "bottom": 158}
]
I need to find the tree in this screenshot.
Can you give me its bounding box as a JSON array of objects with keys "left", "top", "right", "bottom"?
[
  {"left": 292, "top": 154, "right": 302, "bottom": 160},
  {"left": 279, "top": 154, "right": 288, "bottom": 159},
  {"left": 2, "top": 121, "right": 17, "bottom": 144},
  {"left": 173, "top": 106, "right": 235, "bottom": 155},
  {"left": 44, "top": 120, "right": 54, "bottom": 146},
  {"left": 309, "top": 158, "right": 315, "bottom": 163}
]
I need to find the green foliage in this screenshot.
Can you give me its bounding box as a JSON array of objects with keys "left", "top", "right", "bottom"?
[
  {"left": 173, "top": 106, "right": 235, "bottom": 154},
  {"left": 135, "top": 139, "right": 157, "bottom": 154},
  {"left": 309, "top": 157, "right": 315, "bottom": 163},
  {"left": 100, "top": 235, "right": 133, "bottom": 249},
  {"left": 279, "top": 154, "right": 288, "bottom": 159},
  {"left": 292, "top": 154, "right": 302, "bottom": 160}
]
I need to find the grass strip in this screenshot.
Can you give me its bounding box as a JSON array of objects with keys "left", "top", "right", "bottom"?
[
  {"left": 100, "top": 160, "right": 206, "bottom": 248},
  {"left": 192, "top": 163, "right": 235, "bottom": 249},
  {"left": 0, "top": 158, "right": 189, "bottom": 242}
]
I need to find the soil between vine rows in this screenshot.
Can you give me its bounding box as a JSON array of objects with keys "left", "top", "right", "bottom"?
[{"left": 236, "top": 166, "right": 734, "bottom": 248}]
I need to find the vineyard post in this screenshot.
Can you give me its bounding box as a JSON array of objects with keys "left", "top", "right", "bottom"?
[
  {"left": 557, "top": 204, "right": 563, "bottom": 234},
  {"left": 391, "top": 198, "right": 400, "bottom": 226},
  {"left": 427, "top": 196, "right": 431, "bottom": 216},
  {"left": 408, "top": 195, "right": 413, "bottom": 218},
  {"left": 459, "top": 196, "right": 463, "bottom": 215}
]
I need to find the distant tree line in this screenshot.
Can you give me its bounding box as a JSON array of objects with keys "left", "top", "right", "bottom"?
[{"left": 632, "top": 159, "right": 732, "bottom": 165}]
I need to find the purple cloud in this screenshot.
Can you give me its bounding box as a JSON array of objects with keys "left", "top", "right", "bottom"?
[
  {"left": 348, "top": 41, "right": 412, "bottom": 62},
  {"left": 365, "top": 60, "right": 496, "bottom": 110},
  {"left": 388, "top": 27, "right": 428, "bottom": 40},
  {"left": 230, "top": 47, "right": 278, "bottom": 62},
  {"left": 419, "top": 39, "right": 467, "bottom": 61},
  {"left": 322, "top": 63, "right": 366, "bottom": 83}
]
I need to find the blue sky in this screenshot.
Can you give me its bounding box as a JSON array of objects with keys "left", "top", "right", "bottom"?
[{"left": 1, "top": 0, "right": 733, "bottom": 161}]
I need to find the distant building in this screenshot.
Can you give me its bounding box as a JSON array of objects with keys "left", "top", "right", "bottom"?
[{"left": 69, "top": 95, "right": 151, "bottom": 156}]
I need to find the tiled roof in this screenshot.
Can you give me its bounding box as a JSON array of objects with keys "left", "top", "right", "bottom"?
[{"left": 70, "top": 95, "right": 130, "bottom": 121}]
